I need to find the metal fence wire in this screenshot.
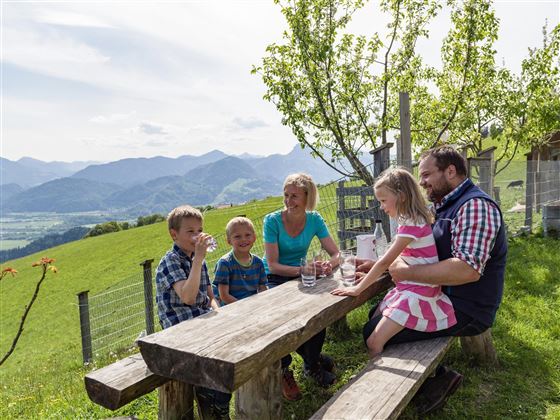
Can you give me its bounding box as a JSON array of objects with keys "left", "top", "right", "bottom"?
[
  {"left": 87, "top": 271, "right": 158, "bottom": 359},
  {"left": 81, "top": 159, "right": 560, "bottom": 362}
]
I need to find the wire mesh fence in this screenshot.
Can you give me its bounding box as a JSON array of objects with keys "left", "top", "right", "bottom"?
[{"left": 78, "top": 158, "right": 560, "bottom": 362}]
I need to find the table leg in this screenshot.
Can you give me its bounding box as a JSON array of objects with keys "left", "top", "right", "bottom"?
[
  {"left": 158, "top": 380, "right": 194, "bottom": 420},
  {"left": 235, "top": 360, "right": 282, "bottom": 420}
]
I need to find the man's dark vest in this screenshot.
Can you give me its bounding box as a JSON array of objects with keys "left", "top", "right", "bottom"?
[{"left": 432, "top": 179, "right": 507, "bottom": 328}]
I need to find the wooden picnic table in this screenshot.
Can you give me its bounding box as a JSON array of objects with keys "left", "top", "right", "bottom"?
[{"left": 138, "top": 269, "right": 392, "bottom": 418}]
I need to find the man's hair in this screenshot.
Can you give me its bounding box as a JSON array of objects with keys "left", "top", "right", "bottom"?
[
  {"left": 420, "top": 146, "right": 468, "bottom": 177},
  {"left": 283, "top": 173, "right": 319, "bottom": 211},
  {"left": 167, "top": 205, "right": 203, "bottom": 231},
  {"left": 226, "top": 216, "right": 255, "bottom": 239}
]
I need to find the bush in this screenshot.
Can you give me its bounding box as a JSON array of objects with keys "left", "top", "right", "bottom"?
[{"left": 136, "top": 214, "right": 165, "bottom": 227}]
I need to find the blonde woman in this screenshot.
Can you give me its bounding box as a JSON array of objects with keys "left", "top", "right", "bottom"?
[{"left": 263, "top": 173, "right": 339, "bottom": 400}]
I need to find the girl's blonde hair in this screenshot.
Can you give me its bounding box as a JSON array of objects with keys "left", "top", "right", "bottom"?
[
  {"left": 374, "top": 167, "right": 433, "bottom": 224},
  {"left": 283, "top": 173, "right": 319, "bottom": 211}
]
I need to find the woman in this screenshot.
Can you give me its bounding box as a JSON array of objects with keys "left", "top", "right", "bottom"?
[{"left": 263, "top": 173, "right": 339, "bottom": 401}]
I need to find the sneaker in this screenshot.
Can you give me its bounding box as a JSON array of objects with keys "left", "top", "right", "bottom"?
[
  {"left": 304, "top": 363, "right": 336, "bottom": 388},
  {"left": 318, "top": 353, "right": 336, "bottom": 373},
  {"left": 281, "top": 368, "right": 302, "bottom": 401}
]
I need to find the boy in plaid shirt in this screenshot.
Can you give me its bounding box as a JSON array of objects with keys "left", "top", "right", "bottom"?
[{"left": 155, "top": 205, "right": 230, "bottom": 419}]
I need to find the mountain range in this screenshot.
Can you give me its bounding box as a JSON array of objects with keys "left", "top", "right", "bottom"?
[{"left": 2, "top": 146, "right": 353, "bottom": 214}]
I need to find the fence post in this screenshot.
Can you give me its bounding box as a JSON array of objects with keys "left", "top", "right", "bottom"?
[
  {"left": 525, "top": 152, "right": 535, "bottom": 230},
  {"left": 140, "top": 259, "right": 155, "bottom": 335},
  {"left": 77, "top": 290, "right": 93, "bottom": 364},
  {"left": 398, "top": 92, "right": 412, "bottom": 171},
  {"left": 370, "top": 143, "right": 393, "bottom": 241}
]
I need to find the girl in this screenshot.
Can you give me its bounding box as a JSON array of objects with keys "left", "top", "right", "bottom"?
[{"left": 331, "top": 167, "right": 456, "bottom": 356}]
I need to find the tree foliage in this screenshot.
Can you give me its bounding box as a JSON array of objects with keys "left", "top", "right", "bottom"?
[{"left": 254, "top": 0, "right": 560, "bottom": 183}]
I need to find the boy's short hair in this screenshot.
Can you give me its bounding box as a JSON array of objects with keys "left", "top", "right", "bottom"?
[
  {"left": 167, "top": 205, "right": 203, "bottom": 231},
  {"left": 226, "top": 217, "right": 255, "bottom": 239},
  {"left": 283, "top": 173, "right": 319, "bottom": 211}
]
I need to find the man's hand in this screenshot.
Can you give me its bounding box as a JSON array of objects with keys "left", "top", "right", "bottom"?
[
  {"left": 355, "top": 258, "right": 375, "bottom": 273},
  {"left": 388, "top": 257, "right": 408, "bottom": 283}
]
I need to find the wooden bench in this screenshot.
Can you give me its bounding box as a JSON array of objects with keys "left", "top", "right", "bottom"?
[{"left": 311, "top": 336, "right": 455, "bottom": 419}]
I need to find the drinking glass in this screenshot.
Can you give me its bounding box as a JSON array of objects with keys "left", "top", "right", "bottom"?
[
  {"left": 339, "top": 250, "right": 356, "bottom": 287},
  {"left": 314, "top": 249, "right": 330, "bottom": 278},
  {"left": 300, "top": 257, "right": 316, "bottom": 287},
  {"left": 192, "top": 234, "right": 217, "bottom": 252}
]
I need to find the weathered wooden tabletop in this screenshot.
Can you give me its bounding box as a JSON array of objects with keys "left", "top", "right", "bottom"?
[{"left": 138, "top": 270, "right": 392, "bottom": 393}]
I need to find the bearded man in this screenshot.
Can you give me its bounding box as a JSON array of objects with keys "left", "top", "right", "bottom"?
[{"left": 358, "top": 146, "right": 507, "bottom": 414}]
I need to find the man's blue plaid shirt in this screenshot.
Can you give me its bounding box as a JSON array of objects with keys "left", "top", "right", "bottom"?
[{"left": 156, "top": 243, "right": 211, "bottom": 329}]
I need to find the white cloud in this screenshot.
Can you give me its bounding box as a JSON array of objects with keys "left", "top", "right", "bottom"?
[
  {"left": 232, "top": 117, "right": 269, "bottom": 130},
  {"left": 138, "top": 122, "right": 168, "bottom": 136},
  {"left": 35, "top": 10, "right": 115, "bottom": 28},
  {"left": 90, "top": 112, "right": 136, "bottom": 124}
]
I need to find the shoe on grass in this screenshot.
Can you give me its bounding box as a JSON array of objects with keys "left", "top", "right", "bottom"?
[{"left": 281, "top": 368, "right": 302, "bottom": 401}]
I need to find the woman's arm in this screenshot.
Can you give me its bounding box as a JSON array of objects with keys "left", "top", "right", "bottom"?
[
  {"left": 319, "top": 235, "right": 340, "bottom": 270},
  {"left": 264, "top": 242, "right": 301, "bottom": 277},
  {"left": 331, "top": 236, "right": 413, "bottom": 296}
]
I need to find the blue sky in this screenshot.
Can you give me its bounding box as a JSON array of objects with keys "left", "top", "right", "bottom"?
[{"left": 1, "top": 1, "right": 558, "bottom": 163}]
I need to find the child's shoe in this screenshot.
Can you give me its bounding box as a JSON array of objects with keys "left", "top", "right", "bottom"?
[
  {"left": 304, "top": 363, "right": 336, "bottom": 388},
  {"left": 281, "top": 368, "right": 302, "bottom": 401},
  {"left": 318, "top": 353, "right": 335, "bottom": 372}
]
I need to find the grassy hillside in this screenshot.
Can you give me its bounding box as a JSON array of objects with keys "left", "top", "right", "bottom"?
[
  {"left": 1, "top": 179, "right": 558, "bottom": 419},
  {"left": 0, "top": 196, "right": 282, "bottom": 419}
]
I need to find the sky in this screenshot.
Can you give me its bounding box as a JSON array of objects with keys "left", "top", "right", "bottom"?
[{"left": 1, "top": 0, "right": 558, "bottom": 163}]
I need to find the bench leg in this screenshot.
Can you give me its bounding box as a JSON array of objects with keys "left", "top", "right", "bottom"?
[
  {"left": 158, "top": 380, "right": 194, "bottom": 420},
  {"left": 460, "top": 329, "right": 499, "bottom": 366},
  {"left": 235, "top": 360, "right": 282, "bottom": 420}
]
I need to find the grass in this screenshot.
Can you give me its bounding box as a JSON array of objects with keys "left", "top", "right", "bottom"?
[{"left": 1, "top": 230, "right": 558, "bottom": 418}]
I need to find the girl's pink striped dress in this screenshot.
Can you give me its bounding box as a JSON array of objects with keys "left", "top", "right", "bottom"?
[{"left": 379, "top": 219, "right": 457, "bottom": 332}]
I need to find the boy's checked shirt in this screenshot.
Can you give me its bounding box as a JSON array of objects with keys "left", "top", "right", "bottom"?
[{"left": 156, "top": 243, "right": 211, "bottom": 329}]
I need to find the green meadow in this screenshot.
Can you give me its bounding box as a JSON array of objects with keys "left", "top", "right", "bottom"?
[{"left": 1, "top": 181, "right": 559, "bottom": 419}]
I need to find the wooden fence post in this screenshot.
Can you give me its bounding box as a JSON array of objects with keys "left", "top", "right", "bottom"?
[
  {"left": 140, "top": 259, "right": 155, "bottom": 335},
  {"left": 77, "top": 290, "right": 93, "bottom": 364},
  {"left": 525, "top": 152, "right": 535, "bottom": 230},
  {"left": 370, "top": 143, "right": 393, "bottom": 241},
  {"left": 398, "top": 92, "right": 412, "bottom": 172}
]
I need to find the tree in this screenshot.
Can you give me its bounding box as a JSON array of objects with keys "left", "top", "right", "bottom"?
[
  {"left": 255, "top": 0, "right": 559, "bottom": 183},
  {"left": 0, "top": 258, "right": 57, "bottom": 367},
  {"left": 253, "top": 0, "right": 440, "bottom": 184}
]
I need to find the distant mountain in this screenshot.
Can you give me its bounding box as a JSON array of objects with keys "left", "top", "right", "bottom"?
[
  {"left": 5, "top": 178, "right": 122, "bottom": 212},
  {"left": 17, "top": 157, "right": 98, "bottom": 178},
  {"left": 0, "top": 183, "right": 24, "bottom": 200},
  {"left": 71, "top": 150, "right": 228, "bottom": 187},
  {"left": 245, "top": 145, "right": 349, "bottom": 184},
  {"left": 104, "top": 156, "right": 282, "bottom": 214},
  {"left": 2, "top": 146, "right": 361, "bottom": 214},
  {"left": 1, "top": 157, "right": 60, "bottom": 188}
]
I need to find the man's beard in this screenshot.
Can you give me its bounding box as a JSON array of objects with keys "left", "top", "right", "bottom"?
[{"left": 427, "top": 181, "right": 453, "bottom": 203}]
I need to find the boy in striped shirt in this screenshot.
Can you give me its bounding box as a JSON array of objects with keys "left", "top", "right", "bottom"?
[{"left": 214, "top": 217, "right": 268, "bottom": 304}]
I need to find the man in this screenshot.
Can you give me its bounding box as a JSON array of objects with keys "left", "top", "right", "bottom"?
[{"left": 358, "top": 146, "right": 507, "bottom": 414}]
